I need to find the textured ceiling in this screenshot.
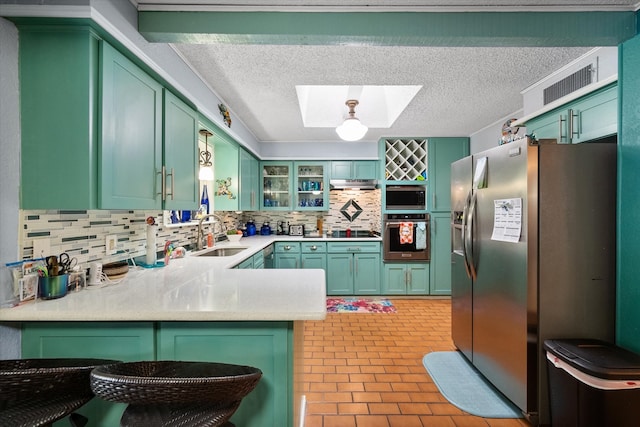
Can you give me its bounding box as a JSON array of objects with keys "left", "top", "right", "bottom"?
[{"left": 134, "top": 1, "right": 638, "bottom": 143}]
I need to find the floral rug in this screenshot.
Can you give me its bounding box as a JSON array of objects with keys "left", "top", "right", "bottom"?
[{"left": 326, "top": 298, "right": 396, "bottom": 313}]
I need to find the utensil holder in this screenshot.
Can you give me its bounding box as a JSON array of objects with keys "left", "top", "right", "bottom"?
[{"left": 38, "top": 274, "right": 68, "bottom": 300}]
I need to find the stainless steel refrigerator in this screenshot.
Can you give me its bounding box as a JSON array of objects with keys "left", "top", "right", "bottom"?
[{"left": 450, "top": 136, "right": 617, "bottom": 426}]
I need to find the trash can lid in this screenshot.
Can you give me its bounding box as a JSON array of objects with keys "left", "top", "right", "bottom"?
[{"left": 544, "top": 339, "right": 640, "bottom": 380}]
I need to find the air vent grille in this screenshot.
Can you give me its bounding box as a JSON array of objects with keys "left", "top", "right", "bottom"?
[{"left": 543, "top": 64, "right": 594, "bottom": 105}]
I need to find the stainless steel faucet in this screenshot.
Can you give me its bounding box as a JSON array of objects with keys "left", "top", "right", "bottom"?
[{"left": 197, "top": 213, "right": 227, "bottom": 250}]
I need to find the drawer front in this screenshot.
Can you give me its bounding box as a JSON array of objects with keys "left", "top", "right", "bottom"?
[
  {"left": 327, "top": 242, "right": 380, "bottom": 253},
  {"left": 301, "top": 241, "right": 327, "bottom": 253},
  {"left": 275, "top": 242, "right": 301, "bottom": 254}
]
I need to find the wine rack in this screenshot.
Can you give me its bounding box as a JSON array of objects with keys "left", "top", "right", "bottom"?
[{"left": 384, "top": 138, "right": 427, "bottom": 181}]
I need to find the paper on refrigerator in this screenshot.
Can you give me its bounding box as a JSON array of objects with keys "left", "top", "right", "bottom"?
[{"left": 491, "top": 198, "right": 522, "bottom": 243}]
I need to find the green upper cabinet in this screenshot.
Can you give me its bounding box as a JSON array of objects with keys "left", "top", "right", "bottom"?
[
  {"left": 427, "top": 137, "right": 469, "bottom": 212},
  {"left": 162, "top": 90, "right": 199, "bottom": 210},
  {"left": 525, "top": 83, "right": 617, "bottom": 144},
  {"left": 213, "top": 132, "right": 240, "bottom": 212},
  {"left": 330, "top": 161, "right": 378, "bottom": 180},
  {"left": 261, "top": 161, "right": 293, "bottom": 210},
  {"left": 101, "top": 46, "right": 198, "bottom": 211},
  {"left": 100, "top": 42, "right": 163, "bottom": 209},
  {"left": 295, "top": 161, "right": 329, "bottom": 211},
  {"left": 19, "top": 27, "right": 100, "bottom": 209},
  {"left": 239, "top": 148, "right": 259, "bottom": 211}
]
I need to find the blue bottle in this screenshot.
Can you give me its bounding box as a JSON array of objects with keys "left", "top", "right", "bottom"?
[{"left": 200, "top": 185, "right": 210, "bottom": 215}]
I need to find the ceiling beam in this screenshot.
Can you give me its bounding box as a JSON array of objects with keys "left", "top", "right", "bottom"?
[{"left": 138, "top": 11, "right": 636, "bottom": 47}]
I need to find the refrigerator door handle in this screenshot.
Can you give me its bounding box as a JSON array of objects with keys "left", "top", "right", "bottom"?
[
  {"left": 461, "top": 190, "right": 473, "bottom": 279},
  {"left": 464, "top": 191, "right": 478, "bottom": 280}
]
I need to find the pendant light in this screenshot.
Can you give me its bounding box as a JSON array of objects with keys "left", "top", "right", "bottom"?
[
  {"left": 336, "top": 99, "right": 368, "bottom": 141},
  {"left": 198, "top": 129, "right": 214, "bottom": 181}
]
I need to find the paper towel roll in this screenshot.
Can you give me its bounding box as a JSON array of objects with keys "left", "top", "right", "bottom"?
[{"left": 146, "top": 225, "right": 157, "bottom": 265}]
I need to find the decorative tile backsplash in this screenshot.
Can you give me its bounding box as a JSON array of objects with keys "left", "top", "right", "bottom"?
[{"left": 18, "top": 189, "right": 381, "bottom": 268}]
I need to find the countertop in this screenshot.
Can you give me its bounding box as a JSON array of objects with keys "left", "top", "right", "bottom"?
[{"left": 0, "top": 234, "right": 380, "bottom": 323}]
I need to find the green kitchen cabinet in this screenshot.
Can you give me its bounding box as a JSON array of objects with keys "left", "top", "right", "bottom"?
[
  {"left": 161, "top": 90, "right": 199, "bottom": 209},
  {"left": 525, "top": 83, "right": 617, "bottom": 144},
  {"left": 429, "top": 213, "right": 452, "bottom": 295},
  {"left": 21, "top": 322, "right": 155, "bottom": 426},
  {"left": 330, "top": 161, "right": 378, "bottom": 180},
  {"left": 102, "top": 43, "right": 199, "bottom": 210},
  {"left": 301, "top": 241, "right": 327, "bottom": 269},
  {"left": 275, "top": 242, "right": 301, "bottom": 269},
  {"left": 237, "top": 257, "right": 254, "bottom": 269},
  {"left": 19, "top": 26, "right": 101, "bottom": 209},
  {"left": 326, "top": 242, "right": 381, "bottom": 295},
  {"left": 382, "top": 263, "right": 430, "bottom": 295},
  {"left": 295, "top": 162, "right": 329, "bottom": 211},
  {"left": 428, "top": 137, "right": 469, "bottom": 212},
  {"left": 239, "top": 148, "right": 260, "bottom": 211},
  {"left": 213, "top": 133, "right": 240, "bottom": 212},
  {"left": 261, "top": 161, "right": 294, "bottom": 210},
  {"left": 157, "top": 322, "right": 294, "bottom": 427}
]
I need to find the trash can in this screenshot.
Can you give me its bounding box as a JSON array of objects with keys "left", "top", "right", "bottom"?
[{"left": 544, "top": 339, "right": 640, "bottom": 427}]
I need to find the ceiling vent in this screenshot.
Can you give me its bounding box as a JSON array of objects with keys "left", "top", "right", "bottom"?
[{"left": 543, "top": 64, "right": 594, "bottom": 105}]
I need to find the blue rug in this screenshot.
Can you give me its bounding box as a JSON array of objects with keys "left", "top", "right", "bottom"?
[{"left": 422, "top": 351, "right": 523, "bottom": 418}]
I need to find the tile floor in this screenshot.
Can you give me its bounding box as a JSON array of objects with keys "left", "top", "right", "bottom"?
[{"left": 300, "top": 298, "right": 533, "bottom": 427}]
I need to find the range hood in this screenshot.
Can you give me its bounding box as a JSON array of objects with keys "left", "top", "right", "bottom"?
[{"left": 329, "top": 179, "right": 378, "bottom": 190}]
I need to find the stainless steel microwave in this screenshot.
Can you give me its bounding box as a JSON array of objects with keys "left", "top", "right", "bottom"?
[{"left": 385, "top": 185, "right": 426, "bottom": 210}]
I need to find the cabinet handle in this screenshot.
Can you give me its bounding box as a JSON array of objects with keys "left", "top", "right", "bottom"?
[
  {"left": 284, "top": 245, "right": 291, "bottom": 251},
  {"left": 354, "top": 258, "right": 358, "bottom": 275},
  {"left": 165, "top": 168, "right": 175, "bottom": 200},
  {"left": 157, "top": 167, "right": 165, "bottom": 199},
  {"left": 310, "top": 245, "right": 317, "bottom": 251},
  {"left": 350, "top": 258, "right": 353, "bottom": 274},
  {"left": 559, "top": 115, "right": 567, "bottom": 143},
  {"left": 569, "top": 109, "right": 579, "bottom": 140},
  {"left": 408, "top": 270, "right": 412, "bottom": 286}
]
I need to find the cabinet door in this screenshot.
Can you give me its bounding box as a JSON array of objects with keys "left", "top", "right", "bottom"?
[
  {"left": 326, "top": 253, "right": 354, "bottom": 295},
  {"left": 22, "top": 322, "right": 155, "bottom": 426},
  {"left": 354, "top": 253, "right": 381, "bottom": 294},
  {"left": 100, "top": 42, "right": 163, "bottom": 209},
  {"left": 261, "top": 162, "right": 293, "bottom": 210},
  {"left": 237, "top": 257, "right": 254, "bottom": 269},
  {"left": 428, "top": 138, "right": 469, "bottom": 212},
  {"left": 214, "top": 136, "right": 240, "bottom": 211},
  {"left": 163, "top": 90, "right": 199, "bottom": 210},
  {"left": 239, "top": 149, "right": 259, "bottom": 211},
  {"left": 383, "top": 264, "right": 408, "bottom": 295},
  {"left": 157, "top": 322, "right": 293, "bottom": 427},
  {"left": 301, "top": 252, "right": 326, "bottom": 270},
  {"left": 407, "top": 263, "right": 430, "bottom": 295},
  {"left": 430, "top": 213, "right": 452, "bottom": 295},
  {"left": 20, "top": 28, "right": 100, "bottom": 209},
  {"left": 353, "top": 161, "right": 378, "bottom": 179},
  {"left": 295, "top": 161, "right": 328, "bottom": 211},
  {"left": 276, "top": 253, "right": 299, "bottom": 269},
  {"left": 330, "top": 161, "right": 353, "bottom": 179},
  {"left": 571, "top": 84, "right": 617, "bottom": 143},
  {"left": 526, "top": 111, "right": 565, "bottom": 142}
]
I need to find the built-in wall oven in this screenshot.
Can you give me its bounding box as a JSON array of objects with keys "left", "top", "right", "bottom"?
[{"left": 383, "top": 213, "right": 430, "bottom": 261}]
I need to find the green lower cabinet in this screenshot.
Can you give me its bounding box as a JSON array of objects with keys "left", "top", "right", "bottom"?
[
  {"left": 430, "top": 213, "right": 452, "bottom": 295},
  {"left": 157, "top": 322, "right": 293, "bottom": 427},
  {"left": 326, "top": 252, "right": 381, "bottom": 295},
  {"left": 21, "top": 322, "right": 156, "bottom": 426},
  {"left": 21, "top": 321, "right": 294, "bottom": 427},
  {"left": 301, "top": 242, "right": 327, "bottom": 269},
  {"left": 237, "top": 257, "right": 254, "bottom": 269},
  {"left": 275, "top": 242, "right": 301, "bottom": 269},
  {"left": 382, "top": 263, "right": 429, "bottom": 295}
]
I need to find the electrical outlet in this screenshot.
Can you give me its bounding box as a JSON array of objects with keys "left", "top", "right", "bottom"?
[
  {"left": 105, "top": 235, "right": 118, "bottom": 255},
  {"left": 33, "top": 238, "right": 50, "bottom": 259}
]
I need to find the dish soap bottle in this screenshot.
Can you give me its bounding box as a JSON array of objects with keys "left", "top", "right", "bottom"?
[{"left": 200, "top": 185, "right": 210, "bottom": 215}]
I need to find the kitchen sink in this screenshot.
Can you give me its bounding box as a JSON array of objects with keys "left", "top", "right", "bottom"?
[{"left": 195, "top": 247, "right": 248, "bottom": 257}]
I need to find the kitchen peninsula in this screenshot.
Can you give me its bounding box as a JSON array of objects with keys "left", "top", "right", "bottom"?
[{"left": 0, "top": 237, "right": 327, "bottom": 427}]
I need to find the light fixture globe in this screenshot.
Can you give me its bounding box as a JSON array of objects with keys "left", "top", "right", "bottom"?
[{"left": 336, "top": 100, "right": 368, "bottom": 141}]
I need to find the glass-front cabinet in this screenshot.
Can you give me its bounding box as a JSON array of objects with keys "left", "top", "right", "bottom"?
[
  {"left": 295, "top": 161, "right": 328, "bottom": 211},
  {"left": 260, "top": 161, "right": 328, "bottom": 211},
  {"left": 260, "top": 161, "right": 293, "bottom": 210}
]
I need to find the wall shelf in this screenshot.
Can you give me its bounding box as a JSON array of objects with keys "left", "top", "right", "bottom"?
[{"left": 384, "top": 139, "right": 427, "bottom": 181}]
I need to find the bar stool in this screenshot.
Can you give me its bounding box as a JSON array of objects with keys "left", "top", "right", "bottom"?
[
  {"left": 0, "top": 358, "right": 120, "bottom": 427},
  {"left": 90, "top": 361, "right": 262, "bottom": 427}
]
